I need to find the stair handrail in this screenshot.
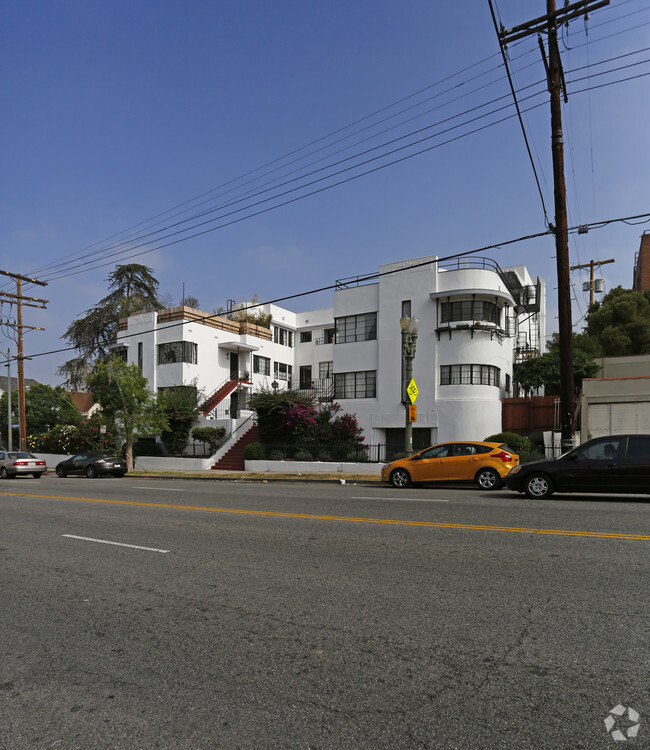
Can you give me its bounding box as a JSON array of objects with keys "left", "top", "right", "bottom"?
[
  {"left": 200, "top": 370, "right": 252, "bottom": 413},
  {"left": 213, "top": 413, "right": 256, "bottom": 454}
]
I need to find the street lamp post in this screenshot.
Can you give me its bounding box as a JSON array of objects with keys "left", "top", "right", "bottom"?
[{"left": 400, "top": 315, "right": 419, "bottom": 455}]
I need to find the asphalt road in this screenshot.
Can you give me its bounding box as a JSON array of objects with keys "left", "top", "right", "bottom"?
[{"left": 1, "top": 475, "right": 648, "bottom": 749}]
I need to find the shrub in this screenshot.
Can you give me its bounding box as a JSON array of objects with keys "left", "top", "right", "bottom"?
[
  {"left": 132, "top": 438, "right": 165, "bottom": 457},
  {"left": 294, "top": 449, "right": 312, "bottom": 461},
  {"left": 317, "top": 451, "right": 332, "bottom": 462},
  {"left": 244, "top": 442, "right": 267, "bottom": 460},
  {"left": 192, "top": 426, "right": 227, "bottom": 454},
  {"left": 268, "top": 449, "right": 284, "bottom": 461},
  {"left": 526, "top": 446, "right": 547, "bottom": 463},
  {"left": 484, "top": 432, "right": 531, "bottom": 462}
]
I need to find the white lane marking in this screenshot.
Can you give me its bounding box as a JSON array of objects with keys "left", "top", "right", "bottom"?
[
  {"left": 62, "top": 534, "right": 170, "bottom": 553},
  {"left": 351, "top": 496, "right": 449, "bottom": 503},
  {"left": 129, "top": 486, "right": 186, "bottom": 492}
]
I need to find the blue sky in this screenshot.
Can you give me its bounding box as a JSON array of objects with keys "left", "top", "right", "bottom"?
[{"left": 2, "top": 0, "right": 649, "bottom": 385}]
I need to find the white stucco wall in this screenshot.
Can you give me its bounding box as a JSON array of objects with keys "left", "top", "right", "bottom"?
[{"left": 116, "top": 253, "right": 545, "bottom": 453}]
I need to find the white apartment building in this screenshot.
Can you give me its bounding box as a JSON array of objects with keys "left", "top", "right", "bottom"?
[{"left": 115, "top": 254, "right": 545, "bottom": 457}]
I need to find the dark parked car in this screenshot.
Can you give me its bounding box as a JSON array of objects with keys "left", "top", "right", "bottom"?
[
  {"left": 55, "top": 452, "right": 127, "bottom": 478},
  {"left": 506, "top": 434, "right": 650, "bottom": 499},
  {"left": 0, "top": 450, "right": 47, "bottom": 479}
]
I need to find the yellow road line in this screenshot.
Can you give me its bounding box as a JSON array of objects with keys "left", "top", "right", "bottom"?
[{"left": 2, "top": 490, "right": 649, "bottom": 541}]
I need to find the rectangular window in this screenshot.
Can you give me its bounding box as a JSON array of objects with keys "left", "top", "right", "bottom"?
[
  {"left": 253, "top": 355, "right": 271, "bottom": 376},
  {"left": 319, "top": 361, "right": 333, "bottom": 379},
  {"left": 137, "top": 342, "right": 143, "bottom": 372},
  {"left": 334, "top": 312, "right": 377, "bottom": 344},
  {"left": 274, "top": 362, "right": 292, "bottom": 382},
  {"left": 273, "top": 326, "right": 294, "bottom": 347},
  {"left": 440, "top": 364, "right": 500, "bottom": 387},
  {"left": 111, "top": 346, "right": 128, "bottom": 363},
  {"left": 334, "top": 370, "right": 377, "bottom": 399},
  {"left": 300, "top": 331, "right": 312, "bottom": 343},
  {"left": 401, "top": 300, "right": 411, "bottom": 318},
  {"left": 157, "top": 341, "right": 198, "bottom": 365}
]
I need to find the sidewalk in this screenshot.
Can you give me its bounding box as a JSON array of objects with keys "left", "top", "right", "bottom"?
[{"left": 128, "top": 470, "right": 382, "bottom": 485}]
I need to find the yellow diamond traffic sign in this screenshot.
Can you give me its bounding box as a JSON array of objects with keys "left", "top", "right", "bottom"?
[{"left": 407, "top": 378, "right": 418, "bottom": 404}]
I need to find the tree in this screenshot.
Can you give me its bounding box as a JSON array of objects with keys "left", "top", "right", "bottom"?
[
  {"left": 87, "top": 358, "right": 167, "bottom": 470},
  {"left": 159, "top": 386, "right": 201, "bottom": 455},
  {"left": 181, "top": 295, "right": 200, "bottom": 309},
  {"left": 57, "top": 264, "right": 162, "bottom": 388},
  {"left": 25, "top": 383, "right": 82, "bottom": 434},
  {"left": 585, "top": 286, "right": 650, "bottom": 355},
  {"left": 514, "top": 332, "right": 600, "bottom": 395}
]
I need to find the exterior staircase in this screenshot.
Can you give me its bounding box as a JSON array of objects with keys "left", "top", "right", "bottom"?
[
  {"left": 212, "top": 424, "right": 259, "bottom": 471},
  {"left": 200, "top": 374, "right": 251, "bottom": 416}
]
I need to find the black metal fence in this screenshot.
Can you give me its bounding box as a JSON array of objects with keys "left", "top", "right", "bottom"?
[{"left": 257, "top": 443, "right": 388, "bottom": 463}]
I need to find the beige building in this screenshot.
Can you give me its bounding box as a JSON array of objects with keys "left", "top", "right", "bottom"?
[{"left": 580, "top": 355, "right": 650, "bottom": 440}]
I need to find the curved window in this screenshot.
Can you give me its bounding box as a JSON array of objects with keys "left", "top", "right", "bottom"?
[
  {"left": 440, "top": 364, "right": 500, "bottom": 387},
  {"left": 440, "top": 300, "right": 500, "bottom": 324}
]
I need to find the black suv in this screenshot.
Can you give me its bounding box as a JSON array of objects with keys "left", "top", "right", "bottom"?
[{"left": 506, "top": 434, "right": 650, "bottom": 499}]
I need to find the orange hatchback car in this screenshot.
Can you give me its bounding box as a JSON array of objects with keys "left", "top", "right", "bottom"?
[{"left": 381, "top": 441, "right": 519, "bottom": 490}]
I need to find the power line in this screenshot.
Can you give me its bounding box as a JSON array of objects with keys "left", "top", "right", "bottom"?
[
  {"left": 16, "top": 210, "right": 650, "bottom": 365},
  {"left": 32, "top": 64, "right": 649, "bottom": 285},
  {"left": 14, "top": 15, "right": 644, "bottom": 287}
]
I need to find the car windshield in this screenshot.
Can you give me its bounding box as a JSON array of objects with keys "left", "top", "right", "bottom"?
[{"left": 8, "top": 452, "right": 34, "bottom": 459}]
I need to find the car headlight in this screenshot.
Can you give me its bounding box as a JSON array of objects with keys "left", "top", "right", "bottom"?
[
  {"left": 508, "top": 465, "right": 522, "bottom": 475},
  {"left": 95, "top": 459, "right": 106, "bottom": 464},
  {"left": 382, "top": 463, "right": 392, "bottom": 470}
]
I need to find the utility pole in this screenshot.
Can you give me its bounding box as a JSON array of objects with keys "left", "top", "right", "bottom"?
[
  {"left": 570, "top": 258, "right": 615, "bottom": 305},
  {"left": 0, "top": 270, "right": 48, "bottom": 451},
  {"left": 497, "top": 0, "right": 609, "bottom": 451}
]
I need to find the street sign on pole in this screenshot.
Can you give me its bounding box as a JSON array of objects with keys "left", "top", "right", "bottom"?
[
  {"left": 407, "top": 378, "right": 418, "bottom": 404},
  {"left": 408, "top": 405, "right": 417, "bottom": 423}
]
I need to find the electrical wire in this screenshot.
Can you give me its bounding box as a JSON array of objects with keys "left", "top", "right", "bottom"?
[
  {"left": 7, "top": 5, "right": 648, "bottom": 292},
  {"left": 9, "top": 210, "right": 648, "bottom": 367},
  {"left": 16, "top": 11, "right": 642, "bottom": 283}
]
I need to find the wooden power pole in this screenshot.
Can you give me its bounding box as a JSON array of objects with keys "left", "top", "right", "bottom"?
[
  {"left": 497, "top": 0, "right": 609, "bottom": 450},
  {"left": 0, "top": 270, "right": 48, "bottom": 451},
  {"left": 569, "top": 258, "right": 616, "bottom": 305}
]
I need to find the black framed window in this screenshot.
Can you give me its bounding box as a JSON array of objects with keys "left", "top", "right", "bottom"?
[
  {"left": 274, "top": 362, "right": 292, "bottom": 382},
  {"left": 319, "top": 361, "right": 333, "bottom": 379},
  {"left": 334, "top": 313, "right": 377, "bottom": 343},
  {"left": 300, "top": 331, "right": 312, "bottom": 343},
  {"left": 334, "top": 371, "right": 377, "bottom": 399},
  {"left": 273, "top": 326, "right": 294, "bottom": 347},
  {"left": 440, "top": 300, "right": 500, "bottom": 324},
  {"left": 157, "top": 341, "right": 198, "bottom": 365},
  {"left": 253, "top": 355, "right": 271, "bottom": 375},
  {"left": 440, "top": 364, "right": 500, "bottom": 387}
]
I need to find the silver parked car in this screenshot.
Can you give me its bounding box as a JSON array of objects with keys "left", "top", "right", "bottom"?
[{"left": 0, "top": 450, "right": 47, "bottom": 479}]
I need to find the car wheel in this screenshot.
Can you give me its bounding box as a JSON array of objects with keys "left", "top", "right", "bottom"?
[
  {"left": 390, "top": 468, "right": 411, "bottom": 488},
  {"left": 0, "top": 467, "right": 8, "bottom": 479},
  {"left": 32, "top": 473, "right": 42, "bottom": 479},
  {"left": 476, "top": 467, "right": 500, "bottom": 490},
  {"left": 56, "top": 466, "right": 66, "bottom": 478},
  {"left": 524, "top": 473, "right": 554, "bottom": 499},
  {"left": 85, "top": 465, "right": 97, "bottom": 478}
]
